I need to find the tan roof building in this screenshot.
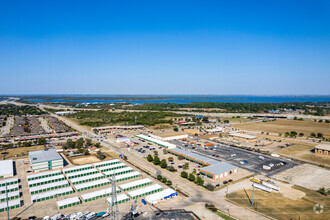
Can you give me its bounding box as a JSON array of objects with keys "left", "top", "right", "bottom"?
[{"left": 314, "top": 144, "right": 330, "bottom": 156}]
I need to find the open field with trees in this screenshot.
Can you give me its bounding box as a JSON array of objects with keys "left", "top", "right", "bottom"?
[
  {"left": 0, "top": 145, "right": 45, "bottom": 160},
  {"left": 233, "top": 119, "right": 330, "bottom": 138},
  {"left": 0, "top": 104, "right": 45, "bottom": 115},
  {"left": 66, "top": 110, "right": 184, "bottom": 127}
]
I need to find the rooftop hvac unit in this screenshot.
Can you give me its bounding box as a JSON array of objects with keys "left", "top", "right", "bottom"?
[{"left": 254, "top": 183, "right": 272, "bottom": 193}]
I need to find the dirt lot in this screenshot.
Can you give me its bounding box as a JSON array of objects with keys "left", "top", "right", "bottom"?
[
  {"left": 233, "top": 119, "right": 330, "bottom": 138},
  {"left": 0, "top": 145, "right": 45, "bottom": 160},
  {"left": 226, "top": 186, "right": 329, "bottom": 220},
  {"left": 70, "top": 154, "right": 101, "bottom": 165},
  {"left": 276, "top": 143, "right": 315, "bottom": 156},
  {"left": 272, "top": 164, "right": 330, "bottom": 190}
]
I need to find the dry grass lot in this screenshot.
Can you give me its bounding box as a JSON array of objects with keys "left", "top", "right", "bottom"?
[
  {"left": 276, "top": 143, "right": 315, "bottom": 156},
  {"left": 0, "top": 145, "right": 45, "bottom": 160},
  {"left": 227, "top": 188, "right": 329, "bottom": 220},
  {"left": 233, "top": 119, "right": 330, "bottom": 137},
  {"left": 300, "top": 154, "right": 330, "bottom": 166},
  {"left": 70, "top": 154, "right": 101, "bottom": 165}
]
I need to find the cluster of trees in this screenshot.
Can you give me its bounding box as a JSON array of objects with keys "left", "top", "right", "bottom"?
[
  {"left": 63, "top": 138, "right": 97, "bottom": 155},
  {"left": 156, "top": 174, "right": 172, "bottom": 186},
  {"left": 317, "top": 187, "right": 329, "bottom": 196},
  {"left": 180, "top": 171, "right": 204, "bottom": 186},
  {"left": 96, "top": 151, "right": 106, "bottom": 160},
  {"left": 0, "top": 137, "right": 47, "bottom": 149},
  {"left": 147, "top": 154, "right": 177, "bottom": 172},
  {"left": 0, "top": 104, "right": 45, "bottom": 116},
  {"left": 284, "top": 131, "right": 304, "bottom": 138},
  {"left": 310, "top": 133, "right": 324, "bottom": 138},
  {"left": 67, "top": 110, "right": 183, "bottom": 127}
]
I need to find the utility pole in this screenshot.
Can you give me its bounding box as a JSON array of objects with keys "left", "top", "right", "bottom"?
[{"left": 251, "top": 173, "right": 255, "bottom": 207}]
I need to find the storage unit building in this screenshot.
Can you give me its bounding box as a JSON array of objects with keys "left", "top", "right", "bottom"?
[
  {"left": 70, "top": 173, "right": 104, "bottom": 185},
  {"left": 93, "top": 159, "right": 120, "bottom": 168},
  {"left": 98, "top": 163, "right": 126, "bottom": 172},
  {"left": 57, "top": 196, "right": 81, "bottom": 210},
  {"left": 31, "top": 187, "right": 73, "bottom": 203},
  {"left": 74, "top": 179, "right": 110, "bottom": 192},
  {"left": 119, "top": 178, "right": 153, "bottom": 192},
  {"left": 127, "top": 184, "right": 163, "bottom": 200},
  {"left": 0, "top": 199, "right": 20, "bottom": 212},
  {"left": 28, "top": 149, "right": 64, "bottom": 172},
  {"left": 0, "top": 191, "right": 20, "bottom": 202},
  {"left": 27, "top": 170, "right": 62, "bottom": 181},
  {"left": 0, "top": 178, "right": 18, "bottom": 187},
  {"left": 0, "top": 160, "right": 14, "bottom": 178},
  {"left": 106, "top": 194, "right": 130, "bottom": 206},
  {"left": 145, "top": 188, "right": 177, "bottom": 205},
  {"left": 0, "top": 183, "right": 19, "bottom": 194},
  {"left": 114, "top": 172, "right": 141, "bottom": 183},
  {"left": 80, "top": 187, "right": 120, "bottom": 202},
  {"left": 65, "top": 168, "right": 98, "bottom": 179},
  {"left": 63, "top": 164, "right": 93, "bottom": 174},
  {"left": 29, "top": 180, "right": 69, "bottom": 195},
  {"left": 200, "top": 162, "right": 238, "bottom": 180},
  {"left": 103, "top": 167, "right": 133, "bottom": 177},
  {"left": 28, "top": 175, "right": 66, "bottom": 187}
]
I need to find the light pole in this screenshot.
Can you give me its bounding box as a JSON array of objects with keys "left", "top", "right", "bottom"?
[{"left": 251, "top": 173, "right": 255, "bottom": 207}]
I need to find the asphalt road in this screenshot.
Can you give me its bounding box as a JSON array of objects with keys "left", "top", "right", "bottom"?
[{"left": 170, "top": 139, "right": 298, "bottom": 176}]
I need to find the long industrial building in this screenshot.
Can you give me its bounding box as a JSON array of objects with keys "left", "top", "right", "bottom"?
[
  {"left": 80, "top": 187, "right": 120, "bottom": 202},
  {"left": 114, "top": 171, "right": 141, "bottom": 182},
  {"left": 119, "top": 178, "right": 153, "bottom": 192},
  {"left": 103, "top": 167, "right": 133, "bottom": 177},
  {"left": 63, "top": 164, "right": 93, "bottom": 174},
  {"left": 28, "top": 174, "right": 66, "bottom": 187},
  {"left": 146, "top": 188, "right": 177, "bottom": 205},
  {"left": 93, "top": 159, "right": 121, "bottom": 168},
  {"left": 29, "top": 180, "right": 69, "bottom": 195},
  {"left": 0, "top": 178, "right": 18, "bottom": 187},
  {"left": 135, "top": 134, "right": 176, "bottom": 149},
  {"left": 27, "top": 169, "right": 62, "bottom": 181},
  {"left": 69, "top": 173, "right": 104, "bottom": 185},
  {"left": 127, "top": 184, "right": 163, "bottom": 200},
  {"left": 106, "top": 194, "right": 130, "bottom": 205},
  {"left": 74, "top": 179, "right": 110, "bottom": 192},
  {"left": 28, "top": 149, "right": 63, "bottom": 172},
  {"left": 97, "top": 163, "right": 126, "bottom": 172},
  {"left": 57, "top": 196, "right": 81, "bottom": 210},
  {"left": 0, "top": 199, "right": 20, "bottom": 212},
  {"left": 31, "top": 187, "right": 73, "bottom": 203}
]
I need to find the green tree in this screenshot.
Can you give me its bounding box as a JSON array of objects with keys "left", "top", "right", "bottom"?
[
  {"left": 153, "top": 155, "right": 160, "bottom": 165},
  {"left": 181, "top": 171, "right": 188, "bottom": 178},
  {"left": 202, "top": 117, "right": 209, "bottom": 123},
  {"left": 188, "top": 173, "right": 196, "bottom": 181},
  {"left": 178, "top": 155, "right": 184, "bottom": 160},
  {"left": 147, "top": 154, "right": 153, "bottom": 162},
  {"left": 95, "top": 142, "right": 101, "bottom": 148},
  {"left": 183, "top": 163, "right": 189, "bottom": 170},
  {"left": 161, "top": 177, "right": 167, "bottom": 183},
  {"left": 168, "top": 157, "right": 174, "bottom": 162},
  {"left": 66, "top": 139, "right": 75, "bottom": 148},
  {"left": 160, "top": 159, "right": 167, "bottom": 168},
  {"left": 173, "top": 127, "right": 179, "bottom": 132},
  {"left": 166, "top": 180, "right": 172, "bottom": 186},
  {"left": 157, "top": 175, "right": 162, "bottom": 181},
  {"left": 38, "top": 137, "right": 47, "bottom": 145},
  {"left": 310, "top": 133, "right": 316, "bottom": 137},
  {"left": 75, "top": 138, "right": 84, "bottom": 148},
  {"left": 224, "top": 120, "right": 229, "bottom": 123},
  {"left": 205, "top": 183, "right": 215, "bottom": 191},
  {"left": 85, "top": 139, "right": 92, "bottom": 147},
  {"left": 317, "top": 133, "right": 323, "bottom": 138},
  {"left": 299, "top": 133, "right": 304, "bottom": 137},
  {"left": 195, "top": 176, "right": 204, "bottom": 185},
  {"left": 163, "top": 149, "right": 168, "bottom": 154},
  {"left": 84, "top": 149, "right": 90, "bottom": 155}
]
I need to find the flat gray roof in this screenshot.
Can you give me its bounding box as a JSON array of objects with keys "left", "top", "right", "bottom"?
[
  {"left": 201, "top": 162, "right": 238, "bottom": 175},
  {"left": 29, "top": 149, "right": 62, "bottom": 164},
  {"left": 169, "top": 148, "right": 218, "bottom": 164}
]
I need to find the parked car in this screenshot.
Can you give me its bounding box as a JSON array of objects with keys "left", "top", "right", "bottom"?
[
  {"left": 228, "top": 179, "right": 233, "bottom": 182},
  {"left": 142, "top": 199, "right": 147, "bottom": 205},
  {"left": 258, "top": 156, "right": 265, "bottom": 160},
  {"left": 243, "top": 160, "right": 249, "bottom": 164},
  {"left": 223, "top": 180, "right": 228, "bottom": 184}
]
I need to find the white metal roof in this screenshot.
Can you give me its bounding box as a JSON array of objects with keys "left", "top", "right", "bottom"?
[
  {"left": 145, "top": 188, "right": 177, "bottom": 204},
  {"left": 66, "top": 168, "right": 98, "bottom": 179},
  {"left": 0, "top": 160, "right": 13, "bottom": 177},
  {"left": 115, "top": 171, "right": 141, "bottom": 181},
  {"left": 30, "top": 187, "right": 73, "bottom": 202},
  {"left": 27, "top": 169, "right": 62, "bottom": 180},
  {"left": 80, "top": 187, "right": 120, "bottom": 200},
  {"left": 98, "top": 163, "right": 126, "bottom": 171},
  {"left": 28, "top": 174, "right": 65, "bottom": 185},
  {"left": 315, "top": 144, "right": 330, "bottom": 151},
  {"left": 63, "top": 164, "right": 93, "bottom": 173},
  {"left": 0, "top": 199, "right": 20, "bottom": 209},
  {"left": 136, "top": 134, "right": 176, "bottom": 149},
  {"left": 74, "top": 178, "right": 110, "bottom": 191},
  {"left": 29, "top": 149, "right": 62, "bottom": 164},
  {"left": 0, "top": 190, "right": 19, "bottom": 200},
  {"left": 119, "top": 178, "right": 152, "bottom": 190},
  {"left": 103, "top": 167, "right": 133, "bottom": 176},
  {"left": 29, "top": 180, "right": 69, "bottom": 193},
  {"left": 228, "top": 132, "right": 257, "bottom": 139},
  {"left": 0, "top": 183, "right": 19, "bottom": 192},
  {"left": 93, "top": 159, "right": 120, "bottom": 167},
  {"left": 70, "top": 173, "right": 104, "bottom": 184},
  {"left": 56, "top": 196, "right": 80, "bottom": 207},
  {"left": 127, "top": 184, "right": 163, "bottom": 198},
  {"left": 0, "top": 178, "right": 18, "bottom": 185},
  {"left": 106, "top": 194, "right": 129, "bottom": 204}
]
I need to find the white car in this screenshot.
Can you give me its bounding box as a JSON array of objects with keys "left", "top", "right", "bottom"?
[
  {"left": 240, "top": 161, "right": 245, "bottom": 165},
  {"left": 269, "top": 163, "right": 274, "bottom": 167}
]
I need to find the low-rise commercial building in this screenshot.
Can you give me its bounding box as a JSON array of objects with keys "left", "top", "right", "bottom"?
[
  {"left": 145, "top": 188, "right": 177, "bottom": 205},
  {"left": 135, "top": 134, "right": 176, "bottom": 149},
  {"left": 200, "top": 162, "right": 238, "bottom": 180},
  {"left": 106, "top": 194, "right": 130, "bottom": 206},
  {"left": 314, "top": 144, "right": 330, "bottom": 156},
  {"left": 127, "top": 184, "right": 163, "bottom": 200},
  {"left": 80, "top": 187, "right": 120, "bottom": 202},
  {"left": 31, "top": 187, "right": 73, "bottom": 203},
  {"left": 119, "top": 178, "right": 153, "bottom": 192},
  {"left": 28, "top": 149, "right": 63, "bottom": 172},
  {"left": 57, "top": 196, "right": 81, "bottom": 210},
  {"left": 0, "top": 160, "right": 14, "bottom": 178}
]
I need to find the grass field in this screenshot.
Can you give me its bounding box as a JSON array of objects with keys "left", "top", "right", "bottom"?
[
  {"left": 70, "top": 155, "right": 101, "bottom": 165},
  {"left": 0, "top": 145, "right": 45, "bottom": 160},
  {"left": 276, "top": 143, "right": 315, "bottom": 156},
  {"left": 233, "top": 119, "right": 330, "bottom": 137},
  {"left": 227, "top": 188, "right": 329, "bottom": 220},
  {"left": 300, "top": 154, "right": 330, "bottom": 166}
]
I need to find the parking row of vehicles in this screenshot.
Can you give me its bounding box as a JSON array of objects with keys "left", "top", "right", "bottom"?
[{"left": 41, "top": 211, "right": 109, "bottom": 220}]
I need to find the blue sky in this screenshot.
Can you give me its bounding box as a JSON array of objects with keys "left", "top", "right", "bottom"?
[{"left": 0, "top": 0, "right": 329, "bottom": 95}]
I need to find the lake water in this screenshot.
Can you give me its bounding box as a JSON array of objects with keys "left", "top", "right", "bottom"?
[{"left": 27, "top": 95, "right": 330, "bottom": 104}]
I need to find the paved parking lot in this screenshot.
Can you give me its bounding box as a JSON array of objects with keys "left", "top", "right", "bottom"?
[{"left": 170, "top": 139, "right": 298, "bottom": 176}]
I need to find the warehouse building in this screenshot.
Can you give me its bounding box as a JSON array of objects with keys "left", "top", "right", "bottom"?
[
  {"left": 314, "top": 144, "right": 330, "bottom": 156},
  {"left": 0, "top": 160, "right": 14, "bottom": 178},
  {"left": 28, "top": 174, "right": 66, "bottom": 187},
  {"left": 167, "top": 148, "right": 218, "bottom": 166},
  {"left": 98, "top": 163, "right": 126, "bottom": 172},
  {"left": 63, "top": 164, "right": 93, "bottom": 174},
  {"left": 0, "top": 199, "right": 20, "bottom": 212},
  {"left": 146, "top": 188, "right": 177, "bottom": 205},
  {"left": 135, "top": 134, "right": 176, "bottom": 149},
  {"left": 106, "top": 194, "right": 130, "bottom": 206},
  {"left": 103, "top": 167, "right": 133, "bottom": 178},
  {"left": 29, "top": 180, "right": 69, "bottom": 195},
  {"left": 115, "top": 172, "right": 141, "bottom": 182},
  {"left": 0, "top": 183, "right": 19, "bottom": 194},
  {"left": 0, "top": 178, "right": 18, "bottom": 187},
  {"left": 27, "top": 169, "right": 62, "bottom": 181},
  {"left": 31, "top": 187, "right": 73, "bottom": 203},
  {"left": 200, "top": 162, "right": 238, "bottom": 180},
  {"left": 57, "top": 196, "right": 81, "bottom": 210},
  {"left": 0, "top": 190, "right": 20, "bottom": 202},
  {"left": 66, "top": 168, "right": 98, "bottom": 179},
  {"left": 80, "top": 187, "right": 120, "bottom": 202},
  {"left": 28, "top": 149, "right": 64, "bottom": 172},
  {"left": 93, "top": 159, "right": 120, "bottom": 168},
  {"left": 74, "top": 178, "right": 110, "bottom": 192},
  {"left": 119, "top": 178, "right": 153, "bottom": 192},
  {"left": 70, "top": 173, "right": 104, "bottom": 185},
  {"left": 93, "top": 125, "right": 144, "bottom": 134},
  {"left": 127, "top": 184, "right": 163, "bottom": 200}
]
